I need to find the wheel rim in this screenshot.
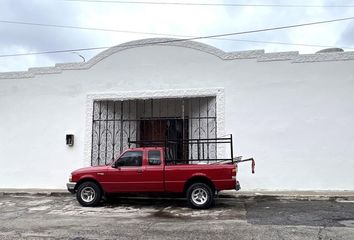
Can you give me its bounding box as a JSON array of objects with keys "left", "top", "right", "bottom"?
[
  {"left": 191, "top": 188, "right": 208, "bottom": 205},
  {"left": 80, "top": 186, "right": 96, "bottom": 203}
]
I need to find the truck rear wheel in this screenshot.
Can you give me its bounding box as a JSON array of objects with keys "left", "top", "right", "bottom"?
[
  {"left": 76, "top": 182, "right": 102, "bottom": 207},
  {"left": 186, "top": 183, "right": 213, "bottom": 209}
]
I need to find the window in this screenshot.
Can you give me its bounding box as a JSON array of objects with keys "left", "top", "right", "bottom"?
[
  {"left": 115, "top": 151, "right": 142, "bottom": 167},
  {"left": 91, "top": 97, "right": 217, "bottom": 166},
  {"left": 148, "top": 150, "right": 161, "bottom": 165}
]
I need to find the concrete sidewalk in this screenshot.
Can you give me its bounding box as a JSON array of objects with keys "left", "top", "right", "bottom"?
[{"left": 1, "top": 188, "right": 354, "bottom": 201}]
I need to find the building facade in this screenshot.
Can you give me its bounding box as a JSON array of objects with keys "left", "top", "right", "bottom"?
[{"left": 0, "top": 38, "right": 353, "bottom": 190}]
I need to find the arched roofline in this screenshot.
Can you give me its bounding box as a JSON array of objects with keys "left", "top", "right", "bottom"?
[{"left": 1, "top": 37, "right": 354, "bottom": 79}]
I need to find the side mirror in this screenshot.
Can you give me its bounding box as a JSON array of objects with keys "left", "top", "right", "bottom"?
[
  {"left": 113, "top": 160, "right": 124, "bottom": 168},
  {"left": 111, "top": 161, "right": 118, "bottom": 168}
]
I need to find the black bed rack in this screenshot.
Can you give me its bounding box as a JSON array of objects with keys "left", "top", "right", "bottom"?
[{"left": 128, "top": 135, "right": 235, "bottom": 164}]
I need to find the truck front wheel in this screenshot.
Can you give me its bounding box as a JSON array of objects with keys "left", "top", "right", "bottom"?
[
  {"left": 76, "top": 181, "right": 102, "bottom": 207},
  {"left": 187, "top": 183, "right": 214, "bottom": 209}
]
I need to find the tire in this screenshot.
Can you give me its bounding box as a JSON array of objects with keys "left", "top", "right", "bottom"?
[
  {"left": 76, "top": 181, "right": 102, "bottom": 207},
  {"left": 186, "top": 183, "right": 214, "bottom": 209}
]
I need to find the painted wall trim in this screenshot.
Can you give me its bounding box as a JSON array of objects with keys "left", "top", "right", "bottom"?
[
  {"left": 1, "top": 38, "right": 354, "bottom": 79},
  {"left": 84, "top": 88, "right": 225, "bottom": 167}
]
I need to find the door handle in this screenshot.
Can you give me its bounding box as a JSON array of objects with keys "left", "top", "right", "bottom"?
[{"left": 137, "top": 169, "right": 142, "bottom": 174}]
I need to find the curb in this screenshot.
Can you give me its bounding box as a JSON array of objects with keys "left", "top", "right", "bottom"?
[
  {"left": 0, "top": 191, "right": 70, "bottom": 197},
  {"left": 219, "top": 194, "right": 354, "bottom": 202},
  {"left": 218, "top": 191, "right": 354, "bottom": 202}
]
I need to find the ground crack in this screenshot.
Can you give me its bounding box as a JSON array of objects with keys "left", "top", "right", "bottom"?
[
  {"left": 135, "top": 221, "right": 156, "bottom": 240},
  {"left": 317, "top": 225, "right": 326, "bottom": 240}
]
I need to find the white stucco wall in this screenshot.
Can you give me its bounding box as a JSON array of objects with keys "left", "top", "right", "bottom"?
[{"left": 0, "top": 38, "right": 353, "bottom": 190}]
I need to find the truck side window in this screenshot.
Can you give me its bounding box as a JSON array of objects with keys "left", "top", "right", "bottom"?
[
  {"left": 115, "top": 151, "right": 143, "bottom": 167},
  {"left": 148, "top": 150, "right": 161, "bottom": 165}
]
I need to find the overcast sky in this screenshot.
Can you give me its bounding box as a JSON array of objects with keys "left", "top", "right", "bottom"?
[{"left": 0, "top": 0, "right": 354, "bottom": 72}]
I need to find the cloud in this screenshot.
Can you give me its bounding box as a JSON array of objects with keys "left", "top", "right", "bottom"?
[
  {"left": 0, "top": 0, "right": 98, "bottom": 71},
  {"left": 338, "top": 21, "right": 354, "bottom": 47},
  {"left": 0, "top": 0, "right": 353, "bottom": 72}
]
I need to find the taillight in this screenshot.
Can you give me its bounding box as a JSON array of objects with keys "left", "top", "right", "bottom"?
[{"left": 231, "top": 167, "right": 237, "bottom": 180}]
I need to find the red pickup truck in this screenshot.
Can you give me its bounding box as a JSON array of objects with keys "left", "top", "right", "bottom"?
[{"left": 67, "top": 137, "right": 254, "bottom": 209}]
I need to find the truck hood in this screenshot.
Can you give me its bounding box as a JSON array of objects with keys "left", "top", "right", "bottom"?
[{"left": 72, "top": 165, "right": 110, "bottom": 174}]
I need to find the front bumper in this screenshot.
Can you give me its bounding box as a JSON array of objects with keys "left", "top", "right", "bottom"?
[{"left": 67, "top": 182, "right": 77, "bottom": 194}]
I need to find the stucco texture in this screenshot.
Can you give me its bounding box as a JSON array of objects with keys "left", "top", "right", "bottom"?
[{"left": 0, "top": 38, "right": 353, "bottom": 190}]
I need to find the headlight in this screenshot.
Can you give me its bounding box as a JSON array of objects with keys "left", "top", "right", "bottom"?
[{"left": 69, "top": 174, "right": 72, "bottom": 182}]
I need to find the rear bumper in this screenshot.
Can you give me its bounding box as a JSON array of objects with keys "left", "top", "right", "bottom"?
[
  {"left": 67, "top": 182, "right": 77, "bottom": 194},
  {"left": 235, "top": 180, "right": 241, "bottom": 191}
]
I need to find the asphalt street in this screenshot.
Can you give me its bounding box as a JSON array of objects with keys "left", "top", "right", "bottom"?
[{"left": 1, "top": 194, "right": 354, "bottom": 239}]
